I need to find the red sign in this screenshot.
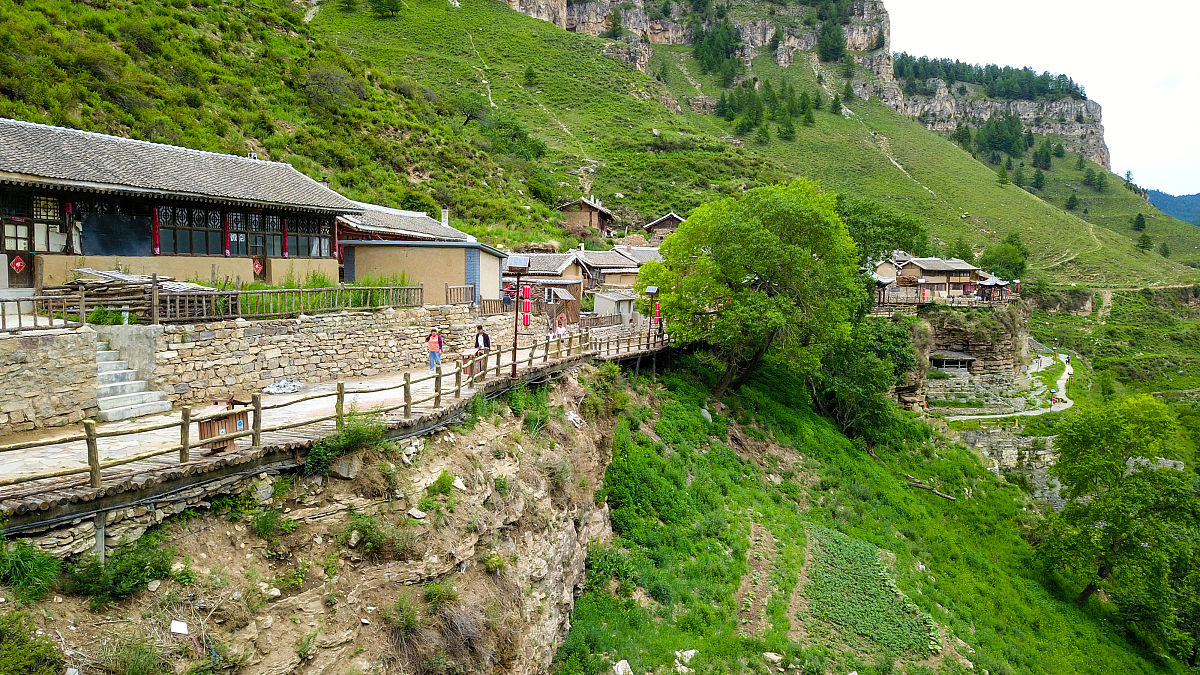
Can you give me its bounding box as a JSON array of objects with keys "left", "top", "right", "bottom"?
[
  {"left": 9, "top": 255, "right": 25, "bottom": 275},
  {"left": 252, "top": 259, "right": 263, "bottom": 274}
]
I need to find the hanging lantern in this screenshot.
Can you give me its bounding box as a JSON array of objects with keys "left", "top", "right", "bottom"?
[
  {"left": 522, "top": 313, "right": 531, "bottom": 327},
  {"left": 522, "top": 299, "right": 532, "bottom": 313},
  {"left": 520, "top": 285, "right": 531, "bottom": 299}
]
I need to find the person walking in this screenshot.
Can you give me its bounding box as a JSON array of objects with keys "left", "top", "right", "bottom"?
[
  {"left": 427, "top": 328, "right": 443, "bottom": 371},
  {"left": 474, "top": 325, "right": 491, "bottom": 351}
]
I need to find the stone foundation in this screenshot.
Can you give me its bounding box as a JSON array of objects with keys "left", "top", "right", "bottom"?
[{"left": 0, "top": 328, "right": 98, "bottom": 437}]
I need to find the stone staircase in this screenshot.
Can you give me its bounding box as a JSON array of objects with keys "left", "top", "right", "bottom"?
[{"left": 95, "top": 341, "right": 171, "bottom": 422}]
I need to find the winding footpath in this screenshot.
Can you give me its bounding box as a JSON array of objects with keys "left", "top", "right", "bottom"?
[{"left": 945, "top": 353, "right": 1074, "bottom": 422}]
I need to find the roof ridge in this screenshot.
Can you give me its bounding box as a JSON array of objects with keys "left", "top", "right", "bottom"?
[{"left": 0, "top": 117, "right": 298, "bottom": 168}]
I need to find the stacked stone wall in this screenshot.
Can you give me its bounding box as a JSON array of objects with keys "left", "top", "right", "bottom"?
[
  {"left": 0, "top": 328, "right": 97, "bottom": 437},
  {"left": 152, "top": 306, "right": 553, "bottom": 405}
]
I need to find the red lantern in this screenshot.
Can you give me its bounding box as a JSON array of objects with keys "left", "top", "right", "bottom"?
[
  {"left": 522, "top": 299, "right": 531, "bottom": 313},
  {"left": 522, "top": 313, "right": 531, "bottom": 327},
  {"left": 520, "top": 285, "right": 531, "bottom": 299}
]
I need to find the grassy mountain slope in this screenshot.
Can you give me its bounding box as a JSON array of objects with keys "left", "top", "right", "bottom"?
[
  {"left": 313, "top": 0, "right": 1197, "bottom": 285},
  {"left": 0, "top": 0, "right": 566, "bottom": 246},
  {"left": 555, "top": 360, "right": 1175, "bottom": 674},
  {"left": 1001, "top": 147, "right": 1200, "bottom": 271}
]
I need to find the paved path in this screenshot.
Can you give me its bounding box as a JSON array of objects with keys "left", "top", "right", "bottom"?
[
  {"left": 0, "top": 340, "right": 614, "bottom": 489},
  {"left": 945, "top": 353, "right": 1074, "bottom": 422}
]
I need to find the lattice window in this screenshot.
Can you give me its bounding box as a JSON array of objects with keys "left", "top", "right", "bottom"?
[{"left": 31, "top": 195, "right": 61, "bottom": 222}]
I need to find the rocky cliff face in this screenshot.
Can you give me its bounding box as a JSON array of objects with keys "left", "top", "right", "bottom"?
[
  {"left": 899, "top": 80, "right": 1111, "bottom": 167},
  {"left": 509, "top": 0, "right": 1111, "bottom": 167}
]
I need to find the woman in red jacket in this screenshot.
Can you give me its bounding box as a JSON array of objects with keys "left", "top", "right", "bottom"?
[{"left": 427, "top": 328, "right": 443, "bottom": 372}]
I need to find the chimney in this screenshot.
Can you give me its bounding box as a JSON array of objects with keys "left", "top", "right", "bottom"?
[
  {"left": 247, "top": 152, "right": 259, "bottom": 160},
  {"left": 578, "top": 243, "right": 585, "bottom": 251},
  {"left": 441, "top": 208, "right": 449, "bottom": 226},
  {"left": 625, "top": 244, "right": 632, "bottom": 253}
]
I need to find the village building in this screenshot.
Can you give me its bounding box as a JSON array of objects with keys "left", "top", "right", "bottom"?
[
  {"left": 642, "top": 212, "right": 684, "bottom": 244},
  {"left": 875, "top": 251, "right": 982, "bottom": 300},
  {"left": 337, "top": 202, "right": 507, "bottom": 304},
  {"left": 504, "top": 252, "right": 584, "bottom": 326},
  {"left": 616, "top": 244, "right": 662, "bottom": 267},
  {"left": 576, "top": 248, "right": 641, "bottom": 288},
  {"left": 558, "top": 196, "right": 615, "bottom": 237},
  {"left": 339, "top": 205, "right": 505, "bottom": 306},
  {"left": 593, "top": 289, "right": 640, "bottom": 325},
  {"left": 0, "top": 118, "right": 359, "bottom": 293}
]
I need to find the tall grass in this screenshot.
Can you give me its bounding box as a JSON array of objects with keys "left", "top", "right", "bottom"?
[{"left": 0, "top": 538, "right": 60, "bottom": 604}]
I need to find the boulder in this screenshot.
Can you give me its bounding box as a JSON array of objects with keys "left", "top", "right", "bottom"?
[
  {"left": 613, "top": 661, "right": 633, "bottom": 675},
  {"left": 329, "top": 455, "right": 362, "bottom": 480}
]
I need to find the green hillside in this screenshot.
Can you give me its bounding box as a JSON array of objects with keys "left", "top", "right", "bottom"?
[{"left": 311, "top": 0, "right": 1198, "bottom": 286}]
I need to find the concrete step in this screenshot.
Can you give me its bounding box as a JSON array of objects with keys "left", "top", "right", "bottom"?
[
  {"left": 96, "top": 350, "right": 121, "bottom": 363},
  {"left": 97, "top": 399, "right": 172, "bottom": 422},
  {"left": 97, "top": 390, "right": 165, "bottom": 411},
  {"left": 96, "top": 379, "right": 148, "bottom": 399},
  {"left": 97, "top": 360, "right": 129, "bottom": 374},
  {"left": 97, "top": 369, "right": 137, "bottom": 386},
  {"left": 95, "top": 341, "right": 109, "bottom": 351}
]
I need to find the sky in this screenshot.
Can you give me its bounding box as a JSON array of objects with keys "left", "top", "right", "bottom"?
[{"left": 887, "top": 0, "right": 1200, "bottom": 196}]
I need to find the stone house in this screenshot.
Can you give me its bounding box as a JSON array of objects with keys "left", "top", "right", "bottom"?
[
  {"left": 340, "top": 239, "right": 507, "bottom": 305},
  {"left": 506, "top": 252, "right": 584, "bottom": 325},
  {"left": 558, "top": 195, "right": 615, "bottom": 237},
  {"left": 0, "top": 117, "right": 359, "bottom": 292},
  {"left": 576, "top": 248, "right": 641, "bottom": 288},
  {"left": 876, "top": 251, "right": 981, "bottom": 299},
  {"left": 642, "top": 212, "right": 684, "bottom": 244}
]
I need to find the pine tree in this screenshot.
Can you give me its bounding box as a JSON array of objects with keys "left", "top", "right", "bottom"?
[
  {"left": 753, "top": 124, "right": 771, "bottom": 145},
  {"left": 1124, "top": 170, "right": 1133, "bottom": 185},
  {"left": 602, "top": 9, "right": 623, "bottom": 38},
  {"left": 997, "top": 165, "right": 1010, "bottom": 186},
  {"left": 715, "top": 92, "right": 729, "bottom": 119},
  {"left": 803, "top": 108, "right": 816, "bottom": 126},
  {"left": 1013, "top": 166, "right": 1026, "bottom": 187},
  {"left": 1066, "top": 193, "right": 1080, "bottom": 211},
  {"left": 1024, "top": 129, "right": 1035, "bottom": 149},
  {"left": 1075, "top": 153, "right": 1085, "bottom": 170},
  {"left": 830, "top": 94, "right": 842, "bottom": 114},
  {"left": 817, "top": 19, "right": 846, "bottom": 62},
  {"left": 523, "top": 64, "right": 538, "bottom": 86},
  {"left": 1005, "top": 157, "right": 1014, "bottom": 171},
  {"left": 1083, "top": 167, "right": 1096, "bottom": 187},
  {"left": 777, "top": 114, "right": 796, "bottom": 141},
  {"left": 813, "top": 91, "right": 824, "bottom": 111},
  {"left": 798, "top": 90, "right": 812, "bottom": 114},
  {"left": 842, "top": 59, "right": 855, "bottom": 79},
  {"left": 1032, "top": 168, "right": 1046, "bottom": 190},
  {"left": 1133, "top": 213, "right": 1147, "bottom": 231},
  {"left": 842, "top": 80, "right": 854, "bottom": 101},
  {"left": 1053, "top": 143, "right": 1066, "bottom": 158},
  {"left": 1095, "top": 172, "right": 1106, "bottom": 192},
  {"left": 1137, "top": 232, "right": 1152, "bottom": 252},
  {"left": 1159, "top": 241, "right": 1171, "bottom": 257},
  {"left": 950, "top": 237, "right": 976, "bottom": 264}
]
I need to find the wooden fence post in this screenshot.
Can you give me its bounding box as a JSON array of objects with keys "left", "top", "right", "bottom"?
[
  {"left": 454, "top": 361, "right": 463, "bottom": 398},
  {"left": 252, "top": 394, "right": 262, "bottom": 446},
  {"left": 526, "top": 341, "right": 534, "bottom": 369},
  {"left": 434, "top": 364, "right": 443, "bottom": 408},
  {"left": 494, "top": 348, "right": 501, "bottom": 377},
  {"left": 150, "top": 273, "right": 160, "bottom": 325},
  {"left": 335, "top": 382, "right": 345, "bottom": 431},
  {"left": 79, "top": 289, "right": 87, "bottom": 326},
  {"left": 84, "top": 420, "right": 101, "bottom": 488},
  {"left": 179, "top": 406, "right": 191, "bottom": 463},
  {"left": 544, "top": 338, "right": 551, "bottom": 363},
  {"left": 403, "top": 372, "right": 412, "bottom": 417}
]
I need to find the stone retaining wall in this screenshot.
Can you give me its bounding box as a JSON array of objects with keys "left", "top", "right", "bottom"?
[
  {"left": 0, "top": 328, "right": 98, "bottom": 437},
  {"left": 152, "top": 306, "right": 552, "bottom": 405}
]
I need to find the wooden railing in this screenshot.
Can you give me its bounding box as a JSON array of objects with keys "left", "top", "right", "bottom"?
[
  {"left": 579, "top": 313, "right": 623, "bottom": 329},
  {"left": 159, "top": 285, "right": 425, "bottom": 322},
  {"left": 474, "top": 298, "right": 506, "bottom": 317},
  {"left": 445, "top": 284, "right": 475, "bottom": 305},
  {"left": 591, "top": 331, "right": 669, "bottom": 357},
  {"left": 0, "top": 293, "right": 86, "bottom": 332},
  {"left": 0, "top": 329, "right": 617, "bottom": 490}
]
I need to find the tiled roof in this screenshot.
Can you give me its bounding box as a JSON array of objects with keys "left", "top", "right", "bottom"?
[
  {"left": 0, "top": 117, "right": 359, "bottom": 213},
  {"left": 643, "top": 212, "right": 684, "bottom": 229},
  {"left": 338, "top": 202, "right": 471, "bottom": 241},
  {"left": 559, "top": 196, "right": 613, "bottom": 217},
  {"left": 523, "top": 252, "right": 578, "bottom": 275},
  {"left": 577, "top": 249, "right": 638, "bottom": 271},
  {"left": 619, "top": 246, "right": 661, "bottom": 265}
]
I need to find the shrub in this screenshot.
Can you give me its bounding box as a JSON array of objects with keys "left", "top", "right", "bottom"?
[
  {"left": 0, "top": 612, "right": 63, "bottom": 675},
  {"left": 423, "top": 581, "right": 458, "bottom": 611},
  {"left": 0, "top": 539, "right": 61, "bottom": 604},
  {"left": 426, "top": 470, "right": 455, "bottom": 497},
  {"left": 99, "top": 635, "right": 169, "bottom": 675},
  {"left": 340, "top": 511, "right": 416, "bottom": 559},
  {"left": 304, "top": 412, "right": 385, "bottom": 475},
  {"left": 65, "top": 529, "right": 176, "bottom": 609},
  {"left": 251, "top": 509, "right": 298, "bottom": 539},
  {"left": 493, "top": 475, "right": 509, "bottom": 497},
  {"left": 483, "top": 552, "right": 505, "bottom": 574},
  {"left": 382, "top": 595, "right": 423, "bottom": 642}
]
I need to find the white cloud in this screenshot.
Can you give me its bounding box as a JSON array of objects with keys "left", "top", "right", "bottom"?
[{"left": 887, "top": 0, "right": 1200, "bottom": 195}]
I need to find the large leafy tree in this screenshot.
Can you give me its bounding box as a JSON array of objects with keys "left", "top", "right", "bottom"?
[
  {"left": 835, "top": 197, "right": 931, "bottom": 263},
  {"left": 978, "top": 233, "right": 1028, "bottom": 280},
  {"left": 638, "top": 179, "right": 862, "bottom": 398},
  {"left": 1037, "top": 395, "right": 1200, "bottom": 661}
]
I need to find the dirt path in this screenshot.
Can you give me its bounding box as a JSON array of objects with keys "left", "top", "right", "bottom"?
[
  {"left": 303, "top": 0, "right": 320, "bottom": 22},
  {"left": 945, "top": 353, "right": 1073, "bottom": 422},
  {"left": 1097, "top": 289, "right": 1114, "bottom": 322},
  {"left": 734, "top": 523, "right": 775, "bottom": 636},
  {"left": 785, "top": 531, "right": 815, "bottom": 644}
]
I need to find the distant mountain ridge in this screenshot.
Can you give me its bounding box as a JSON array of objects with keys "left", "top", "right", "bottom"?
[{"left": 1147, "top": 189, "right": 1200, "bottom": 225}]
